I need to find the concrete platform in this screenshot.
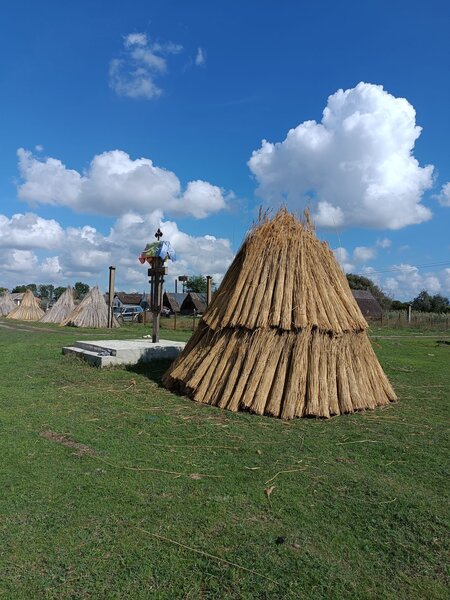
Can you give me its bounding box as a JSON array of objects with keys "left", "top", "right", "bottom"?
[{"left": 62, "top": 338, "right": 186, "bottom": 368}]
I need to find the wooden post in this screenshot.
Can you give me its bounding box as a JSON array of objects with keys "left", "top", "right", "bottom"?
[
  {"left": 174, "top": 311, "right": 177, "bottom": 330},
  {"left": 108, "top": 266, "right": 116, "bottom": 328},
  {"left": 206, "top": 276, "right": 212, "bottom": 307},
  {"left": 148, "top": 258, "right": 166, "bottom": 343}
]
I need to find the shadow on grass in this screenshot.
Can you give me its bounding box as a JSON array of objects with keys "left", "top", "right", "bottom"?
[{"left": 125, "top": 358, "right": 173, "bottom": 386}]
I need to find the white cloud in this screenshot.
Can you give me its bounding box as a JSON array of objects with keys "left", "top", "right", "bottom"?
[
  {"left": 433, "top": 182, "right": 450, "bottom": 207},
  {"left": 376, "top": 237, "right": 392, "bottom": 248},
  {"left": 109, "top": 32, "right": 182, "bottom": 99},
  {"left": 353, "top": 246, "right": 376, "bottom": 263},
  {"left": 332, "top": 246, "right": 355, "bottom": 273},
  {"left": 0, "top": 209, "right": 234, "bottom": 292},
  {"left": 17, "top": 148, "right": 229, "bottom": 219},
  {"left": 195, "top": 47, "right": 206, "bottom": 67},
  {"left": 0, "top": 213, "right": 63, "bottom": 249},
  {"left": 383, "top": 264, "right": 442, "bottom": 299},
  {"left": 248, "top": 82, "right": 434, "bottom": 229}
]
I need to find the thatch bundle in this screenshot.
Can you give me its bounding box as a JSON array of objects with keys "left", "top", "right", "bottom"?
[
  {"left": 163, "top": 209, "right": 397, "bottom": 419},
  {"left": 6, "top": 289, "right": 44, "bottom": 321},
  {"left": 61, "top": 285, "right": 119, "bottom": 328},
  {"left": 40, "top": 287, "right": 75, "bottom": 323},
  {"left": 0, "top": 292, "right": 16, "bottom": 316}
]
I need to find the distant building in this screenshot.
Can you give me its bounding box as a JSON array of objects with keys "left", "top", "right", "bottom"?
[
  {"left": 180, "top": 292, "right": 207, "bottom": 315},
  {"left": 351, "top": 289, "right": 383, "bottom": 320},
  {"left": 163, "top": 292, "right": 187, "bottom": 314}
]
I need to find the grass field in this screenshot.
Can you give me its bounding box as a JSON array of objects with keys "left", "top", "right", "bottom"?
[{"left": 0, "top": 319, "right": 448, "bottom": 599}]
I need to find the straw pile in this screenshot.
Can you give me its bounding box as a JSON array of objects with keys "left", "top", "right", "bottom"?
[
  {"left": 40, "top": 287, "right": 75, "bottom": 323},
  {"left": 6, "top": 289, "right": 44, "bottom": 321},
  {"left": 61, "top": 285, "right": 119, "bottom": 328},
  {"left": 0, "top": 292, "right": 16, "bottom": 316},
  {"left": 163, "top": 209, "right": 397, "bottom": 419}
]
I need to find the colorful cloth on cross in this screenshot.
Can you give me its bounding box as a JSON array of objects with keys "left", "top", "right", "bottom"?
[{"left": 138, "top": 241, "right": 176, "bottom": 264}]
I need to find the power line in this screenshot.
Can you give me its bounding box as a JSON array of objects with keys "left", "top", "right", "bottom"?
[{"left": 361, "top": 261, "right": 450, "bottom": 275}]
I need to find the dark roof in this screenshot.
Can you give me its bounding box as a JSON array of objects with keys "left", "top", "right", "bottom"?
[
  {"left": 105, "top": 293, "right": 143, "bottom": 306},
  {"left": 351, "top": 289, "right": 382, "bottom": 318},
  {"left": 164, "top": 292, "right": 187, "bottom": 312},
  {"left": 182, "top": 292, "right": 207, "bottom": 313}
]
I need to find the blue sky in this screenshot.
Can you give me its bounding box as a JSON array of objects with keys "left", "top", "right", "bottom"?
[{"left": 1, "top": 0, "right": 449, "bottom": 299}]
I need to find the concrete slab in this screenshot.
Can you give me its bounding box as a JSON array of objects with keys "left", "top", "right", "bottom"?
[{"left": 62, "top": 338, "right": 185, "bottom": 368}]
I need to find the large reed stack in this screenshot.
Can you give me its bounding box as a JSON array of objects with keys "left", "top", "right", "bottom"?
[
  {"left": 6, "top": 289, "right": 44, "bottom": 321},
  {"left": 61, "top": 285, "right": 119, "bottom": 328},
  {"left": 0, "top": 292, "right": 16, "bottom": 316},
  {"left": 163, "top": 209, "right": 396, "bottom": 419},
  {"left": 40, "top": 287, "right": 75, "bottom": 324}
]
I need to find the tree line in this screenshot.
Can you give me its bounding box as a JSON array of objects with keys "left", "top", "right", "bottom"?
[{"left": 0, "top": 282, "right": 90, "bottom": 301}]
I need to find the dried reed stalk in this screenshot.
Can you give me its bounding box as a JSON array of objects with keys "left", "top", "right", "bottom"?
[
  {"left": 163, "top": 209, "right": 397, "bottom": 419},
  {"left": 6, "top": 289, "right": 44, "bottom": 321}
]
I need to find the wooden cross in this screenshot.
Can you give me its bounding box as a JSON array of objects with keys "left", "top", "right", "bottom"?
[{"left": 155, "top": 228, "right": 163, "bottom": 241}]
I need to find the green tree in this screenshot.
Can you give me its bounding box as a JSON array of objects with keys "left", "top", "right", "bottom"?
[
  {"left": 54, "top": 287, "right": 67, "bottom": 300},
  {"left": 12, "top": 284, "right": 37, "bottom": 294},
  {"left": 391, "top": 300, "right": 409, "bottom": 311},
  {"left": 430, "top": 294, "right": 449, "bottom": 313},
  {"left": 186, "top": 275, "right": 215, "bottom": 293},
  {"left": 74, "top": 282, "right": 90, "bottom": 299},
  {"left": 38, "top": 284, "right": 55, "bottom": 300},
  {"left": 411, "top": 290, "right": 433, "bottom": 312},
  {"left": 346, "top": 274, "right": 392, "bottom": 309},
  {"left": 0, "top": 287, "right": 9, "bottom": 295}
]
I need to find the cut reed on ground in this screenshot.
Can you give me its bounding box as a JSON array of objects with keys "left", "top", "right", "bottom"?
[{"left": 163, "top": 209, "right": 397, "bottom": 419}]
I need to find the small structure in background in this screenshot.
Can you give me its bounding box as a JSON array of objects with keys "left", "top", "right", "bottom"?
[
  {"left": 351, "top": 289, "right": 382, "bottom": 321},
  {"left": 163, "top": 292, "right": 187, "bottom": 314},
  {"left": 139, "top": 228, "right": 176, "bottom": 343},
  {"left": 6, "top": 289, "right": 44, "bottom": 321},
  {"left": 40, "top": 287, "right": 75, "bottom": 324},
  {"left": 180, "top": 292, "right": 207, "bottom": 315},
  {"left": 61, "top": 286, "right": 119, "bottom": 328},
  {"left": 0, "top": 292, "right": 16, "bottom": 316}
]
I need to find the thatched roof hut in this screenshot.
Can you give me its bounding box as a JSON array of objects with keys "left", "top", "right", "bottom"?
[
  {"left": 40, "top": 287, "right": 75, "bottom": 324},
  {"left": 180, "top": 292, "right": 207, "bottom": 315},
  {"left": 0, "top": 292, "right": 16, "bottom": 316},
  {"left": 351, "top": 289, "right": 383, "bottom": 320},
  {"left": 6, "top": 289, "right": 44, "bottom": 321},
  {"left": 61, "top": 286, "right": 119, "bottom": 328},
  {"left": 163, "top": 209, "right": 396, "bottom": 419}
]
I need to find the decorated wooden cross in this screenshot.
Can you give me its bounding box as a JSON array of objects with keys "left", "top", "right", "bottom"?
[{"left": 138, "top": 229, "right": 176, "bottom": 343}]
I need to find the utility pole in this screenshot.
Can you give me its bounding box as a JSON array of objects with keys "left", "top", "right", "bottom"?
[{"left": 108, "top": 266, "right": 116, "bottom": 328}]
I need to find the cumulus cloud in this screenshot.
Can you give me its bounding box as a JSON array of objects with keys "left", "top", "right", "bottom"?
[
  {"left": 377, "top": 237, "right": 392, "bottom": 249},
  {"left": 0, "top": 213, "right": 63, "bottom": 249},
  {"left": 248, "top": 82, "right": 434, "bottom": 229},
  {"left": 17, "top": 148, "right": 229, "bottom": 219},
  {"left": 332, "top": 246, "right": 355, "bottom": 273},
  {"left": 195, "top": 47, "right": 206, "bottom": 67},
  {"left": 433, "top": 182, "right": 450, "bottom": 207},
  {"left": 109, "top": 32, "right": 182, "bottom": 99},
  {"left": 353, "top": 246, "right": 376, "bottom": 263},
  {"left": 0, "top": 209, "right": 234, "bottom": 291},
  {"left": 384, "top": 264, "right": 442, "bottom": 298}
]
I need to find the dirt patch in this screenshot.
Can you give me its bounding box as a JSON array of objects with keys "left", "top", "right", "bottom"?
[{"left": 41, "top": 430, "right": 96, "bottom": 457}]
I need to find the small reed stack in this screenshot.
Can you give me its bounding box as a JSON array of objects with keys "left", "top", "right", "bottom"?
[
  {"left": 40, "top": 287, "right": 75, "bottom": 324},
  {"left": 61, "top": 285, "right": 119, "bottom": 328},
  {"left": 6, "top": 289, "right": 44, "bottom": 321}
]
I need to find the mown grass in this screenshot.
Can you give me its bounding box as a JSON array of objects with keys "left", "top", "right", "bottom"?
[{"left": 0, "top": 319, "right": 448, "bottom": 599}]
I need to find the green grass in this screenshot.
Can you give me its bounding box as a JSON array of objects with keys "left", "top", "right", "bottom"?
[{"left": 0, "top": 320, "right": 448, "bottom": 599}]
